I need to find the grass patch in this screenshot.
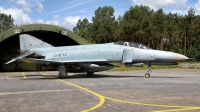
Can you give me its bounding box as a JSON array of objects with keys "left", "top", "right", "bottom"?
[
  {"left": 179, "top": 61, "right": 200, "bottom": 69},
  {"left": 108, "top": 61, "right": 200, "bottom": 72},
  {"left": 108, "top": 63, "right": 181, "bottom": 72}
]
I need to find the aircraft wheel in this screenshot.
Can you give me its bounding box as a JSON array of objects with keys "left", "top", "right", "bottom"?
[
  {"left": 144, "top": 73, "right": 150, "bottom": 78},
  {"left": 59, "top": 73, "right": 66, "bottom": 79},
  {"left": 87, "top": 72, "right": 94, "bottom": 76}
]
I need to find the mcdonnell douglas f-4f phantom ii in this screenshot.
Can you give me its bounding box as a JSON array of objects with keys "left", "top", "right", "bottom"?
[{"left": 6, "top": 34, "right": 189, "bottom": 78}]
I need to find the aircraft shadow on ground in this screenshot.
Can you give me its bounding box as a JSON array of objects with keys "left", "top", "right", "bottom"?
[
  {"left": 19, "top": 74, "right": 141, "bottom": 80},
  {"left": 12, "top": 73, "right": 182, "bottom": 80}
]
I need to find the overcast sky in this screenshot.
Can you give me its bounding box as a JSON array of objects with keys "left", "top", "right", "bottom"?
[{"left": 0, "top": 0, "right": 200, "bottom": 30}]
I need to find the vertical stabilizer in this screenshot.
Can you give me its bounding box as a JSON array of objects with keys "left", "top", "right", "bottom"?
[{"left": 20, "top": 34, "right": 54, "bottom": 52}]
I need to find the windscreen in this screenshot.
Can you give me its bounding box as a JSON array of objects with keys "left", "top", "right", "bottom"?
[{"left": 114, "top": 42, "right": 151, "bottom": 50}]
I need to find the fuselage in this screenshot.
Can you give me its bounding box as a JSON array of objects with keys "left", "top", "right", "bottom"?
[{"left": 29, "top": 43, "right": 188, "bottom": 64}]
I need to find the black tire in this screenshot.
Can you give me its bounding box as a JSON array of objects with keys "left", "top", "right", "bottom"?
[
  {"left": 59, "top": 73, "right": 65, "bottom": 79},
  {"left": 87, "top": 72, "right": 94, "bottom": 76},
  {"left": 144, "top": 73, "right": 151, "bottom": 78}
]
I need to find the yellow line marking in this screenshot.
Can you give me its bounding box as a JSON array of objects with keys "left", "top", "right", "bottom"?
[
  {"left": 152, "top": 107, "right": 200, "bottom": 112},
  {"left": 5, "top": 72, "right": 26, "bottom": 79},
  {"left": 0, "top": 89, "right": 77, "bottom": 96},
  {"left": 39, "top": 72, "right": 105, "bottom": 112},
  {"left": 58, "top": 79, "right": 105, "bottom": 112},
  {"left": 39, "top": 72, "right": 200, "bottom": 112},
  {"left": 5, "top": 73, "right": 17, "bottom": 79},
  {"left": 6, "top": 76, "right": 15, "bottom": 79},
  {"left": 105, "top": 97, "right": 200, "bottom": 111},
  {"left": 104, "top": 97, "right": 184, "bottom": 108},
  {"left": 22, "top": 72, "right": 26, "bottom": 79}
]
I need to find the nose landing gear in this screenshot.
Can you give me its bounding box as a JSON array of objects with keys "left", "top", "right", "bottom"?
[{"left": 145, "top": 63, "right": 152, "bottom": 78}]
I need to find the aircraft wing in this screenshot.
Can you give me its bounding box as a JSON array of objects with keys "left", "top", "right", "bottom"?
[{"left": 17, "top": 58, "right": 108, "bottom": 64}]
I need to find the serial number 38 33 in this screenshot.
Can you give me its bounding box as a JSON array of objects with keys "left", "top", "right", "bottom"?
[{"left": 54, "top": 53, "right": 67, "bottom": 57}]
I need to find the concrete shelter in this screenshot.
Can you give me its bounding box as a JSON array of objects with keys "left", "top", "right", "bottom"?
[{"left": 0, "top": 24, "right": 88, "bottom": 71}]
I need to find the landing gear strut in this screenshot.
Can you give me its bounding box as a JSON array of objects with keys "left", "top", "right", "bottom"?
[
  {"left": 58, "top": 64, "right": 68, "bottom": 79},
  {"left": 145, "top": 63, "right": 152, "bottom": 78}
]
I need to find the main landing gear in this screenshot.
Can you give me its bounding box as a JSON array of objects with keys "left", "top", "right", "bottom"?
[
  {"left": 58, "top": 64, "right": 68, "bottom": 79},
  {"left": 145, "top": 63, "right": 152, "bottom": 78}
]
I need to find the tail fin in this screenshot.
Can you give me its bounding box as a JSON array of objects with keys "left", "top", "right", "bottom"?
[{"left": 20, "top": 34, "right": 54, "bottom": 52}]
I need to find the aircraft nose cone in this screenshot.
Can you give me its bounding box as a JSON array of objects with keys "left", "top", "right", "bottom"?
[{"left": 172, "top": 53, "right": 189, "bottom": 61}]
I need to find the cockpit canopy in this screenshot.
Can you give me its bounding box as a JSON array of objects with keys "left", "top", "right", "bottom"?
[{"left": 114, "top": 42, "right": 151, "bottom": 50}]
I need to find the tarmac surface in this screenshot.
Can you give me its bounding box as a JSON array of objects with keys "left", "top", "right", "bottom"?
[{"left": 0, "top": 68, "right": 200, "bottom": 112}]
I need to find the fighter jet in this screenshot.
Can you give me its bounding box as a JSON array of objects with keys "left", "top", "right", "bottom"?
[{"left": 5, "top": 34, "right": 189, "bottom": 78}]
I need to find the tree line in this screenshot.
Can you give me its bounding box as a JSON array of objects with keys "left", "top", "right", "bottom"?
[
  {"left": 73, "top": 5, "right": 200, "bottom": 59},
  {"left": 0, "top": 14, "right": 15, "bottom": 33}
]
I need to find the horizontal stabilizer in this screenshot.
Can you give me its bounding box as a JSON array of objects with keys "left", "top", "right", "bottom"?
[
  {"left": 5, "top": 52, "right": 34, "bottom": 64},
  {"left": 5, "top": 59, "right": 16, "bottom": 64}
]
